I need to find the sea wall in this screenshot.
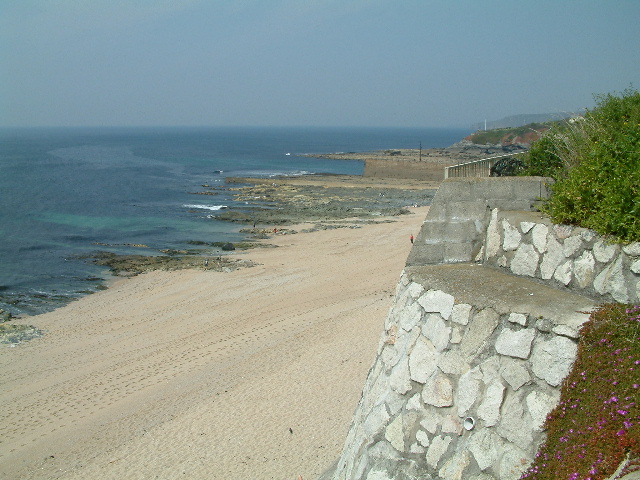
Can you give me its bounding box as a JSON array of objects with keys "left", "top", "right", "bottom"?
[
  {"left": 327, "top": 265, "right": 594, "bottom": 480},
  {"left": 324, "top": 177, "right": 638, "bottom": 480},
  {"left": 363, "top": 159, "right": 452, "bottom": 182}
]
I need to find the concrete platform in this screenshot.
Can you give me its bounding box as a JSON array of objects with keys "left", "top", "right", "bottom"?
[{"left": 405, "top": 263, "right": 596, "bottom": 334}]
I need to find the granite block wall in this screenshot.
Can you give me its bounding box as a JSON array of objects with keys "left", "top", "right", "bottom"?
[
  {"left": 328, "top": 266, "right": 594, "bottom": 480},
  {"left": 482, "top": 209, "right": 640, "bottom": 304}
]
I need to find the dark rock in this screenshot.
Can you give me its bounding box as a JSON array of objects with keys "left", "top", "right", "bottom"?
[
  {"left": 0, "top": 308, "right": 13, "bottom": 322},
  {"left": 221, "top": 243, "right": 235, "bottom": 251}
]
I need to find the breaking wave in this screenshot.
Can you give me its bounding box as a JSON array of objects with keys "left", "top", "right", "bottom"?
[{"left": 183, "top": 204, "right": 228, "bottom": 211}]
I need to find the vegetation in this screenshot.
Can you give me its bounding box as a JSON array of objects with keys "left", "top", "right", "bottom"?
[
  {"left": 467, "top": 123, "right": 550, "bottom": 145},
  {"left": 523, "top": 88, "right": 640, "bottom": 242},
  {"left": 521, "top": 304, "right": 640, "bottom": 480},
  {"left": 518, "top": 90, "right": 640, "bottom": 478}
]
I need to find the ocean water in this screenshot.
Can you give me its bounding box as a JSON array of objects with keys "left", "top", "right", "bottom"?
[{"left": 0, "top": 126, "right": 470, "bottom": 315}]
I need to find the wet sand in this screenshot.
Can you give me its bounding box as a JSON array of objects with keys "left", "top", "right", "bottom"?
[{"left": 0, "top": 200, "right": 430, "bottom": 479}]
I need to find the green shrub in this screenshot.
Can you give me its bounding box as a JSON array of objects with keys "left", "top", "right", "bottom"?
[
  {"left": 522, "top": 134, "right": 565, "bottom": 177},
  {"left": 520, "top": 304, "right": 640, "bottom": 480},
  {"left": 524, "top": 88, "right": 640, "bottom": 242}
]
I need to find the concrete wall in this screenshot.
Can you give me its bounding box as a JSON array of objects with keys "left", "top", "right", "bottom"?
[{"left": 363, "top": 159, "right": 450, "bottom": 182}]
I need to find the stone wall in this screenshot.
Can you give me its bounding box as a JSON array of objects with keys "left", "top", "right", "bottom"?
[
  {"left": 326, "top": 265, "right": 595, "bottom": 480},
  {"left": 482, "top": 209, "right": 640, "bottom": 304},
  {"left": 323, "top": 177, "right": 638, "bottom": 480}
]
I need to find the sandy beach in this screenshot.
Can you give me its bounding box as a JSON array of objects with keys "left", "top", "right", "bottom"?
[{"left": 0, "top": 203, "right": 430, "bottom": 479}]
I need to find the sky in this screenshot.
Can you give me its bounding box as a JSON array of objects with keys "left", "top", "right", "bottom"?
[{"left": 1, "top": 0, "right": 639, "bottom": 128}]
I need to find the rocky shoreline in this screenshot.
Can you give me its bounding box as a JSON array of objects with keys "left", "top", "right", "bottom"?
[
  {"left": 214, "top": 176, "right": 438, "bottom": 225},
  {"left": 85, "top": 175, "right": 439, "bottom": 278},
  {"left": 0, "top": 308, "right": 43, "bottom": 345},
  {"left": 88, "top": 141, "right": 529, "bottom": 278},
  {"left": 1, "top": 169, "right": 444, "bottom": 320},
  {"left": 201, "top": 141, "right": 528, "bottom": 228}
]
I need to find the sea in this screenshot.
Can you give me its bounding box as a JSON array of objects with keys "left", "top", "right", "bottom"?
[{"left": 0, "top": 126, "right": 470, "bottom": 316}]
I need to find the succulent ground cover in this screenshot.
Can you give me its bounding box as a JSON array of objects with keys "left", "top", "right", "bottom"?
[{"left": 521, "top": 303, "right": 640, "bottom": 479}]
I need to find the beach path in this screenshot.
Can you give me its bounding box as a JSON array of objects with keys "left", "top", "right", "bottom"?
[{"left": 0, "top": 207, "right": 428, "bottom": 480}]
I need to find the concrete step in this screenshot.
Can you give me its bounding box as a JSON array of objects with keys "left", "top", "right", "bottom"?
[{"left": 407, "top": 218, "right": 485, "bottom": 265}]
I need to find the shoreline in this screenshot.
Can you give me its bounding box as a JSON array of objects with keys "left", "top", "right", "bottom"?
[
  {"left": 0, "top": 170, "right": 437, "bottom": 320},
  {"left": 0, "top": 187, "right": 431, "bottom": 479},
  {"left": 3, "top": 136, "right": 495, "bottom": 319}
]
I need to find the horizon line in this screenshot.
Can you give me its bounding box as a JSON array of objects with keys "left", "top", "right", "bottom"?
[{"left": 0, "top": 124, "right": 474, "bottom": 131}]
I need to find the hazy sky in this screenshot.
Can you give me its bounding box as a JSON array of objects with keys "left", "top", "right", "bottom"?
[{"left": 1, "top": 0, "right": 639, "bottom": 128}]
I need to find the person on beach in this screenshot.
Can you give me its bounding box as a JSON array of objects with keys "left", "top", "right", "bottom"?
[{"left": 410, "top": 234, "right": 414, "bottom": 244}]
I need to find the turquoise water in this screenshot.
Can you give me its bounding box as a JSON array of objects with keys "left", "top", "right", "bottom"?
[{"left": 0, "top": 126, "right": 470, "bottom": 314}]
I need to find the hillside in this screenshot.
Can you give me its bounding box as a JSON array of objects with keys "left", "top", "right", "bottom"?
[
  {"left": 470, "top": 112, "right": 580, "bottom": 130},
  {"left": 464, "top": 122, "right": 552, "bottom": 146}
]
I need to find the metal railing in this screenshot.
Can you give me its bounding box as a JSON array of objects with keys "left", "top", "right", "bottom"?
[{"left": 444, "top": 152, "right": 526, "bottom": 179}]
